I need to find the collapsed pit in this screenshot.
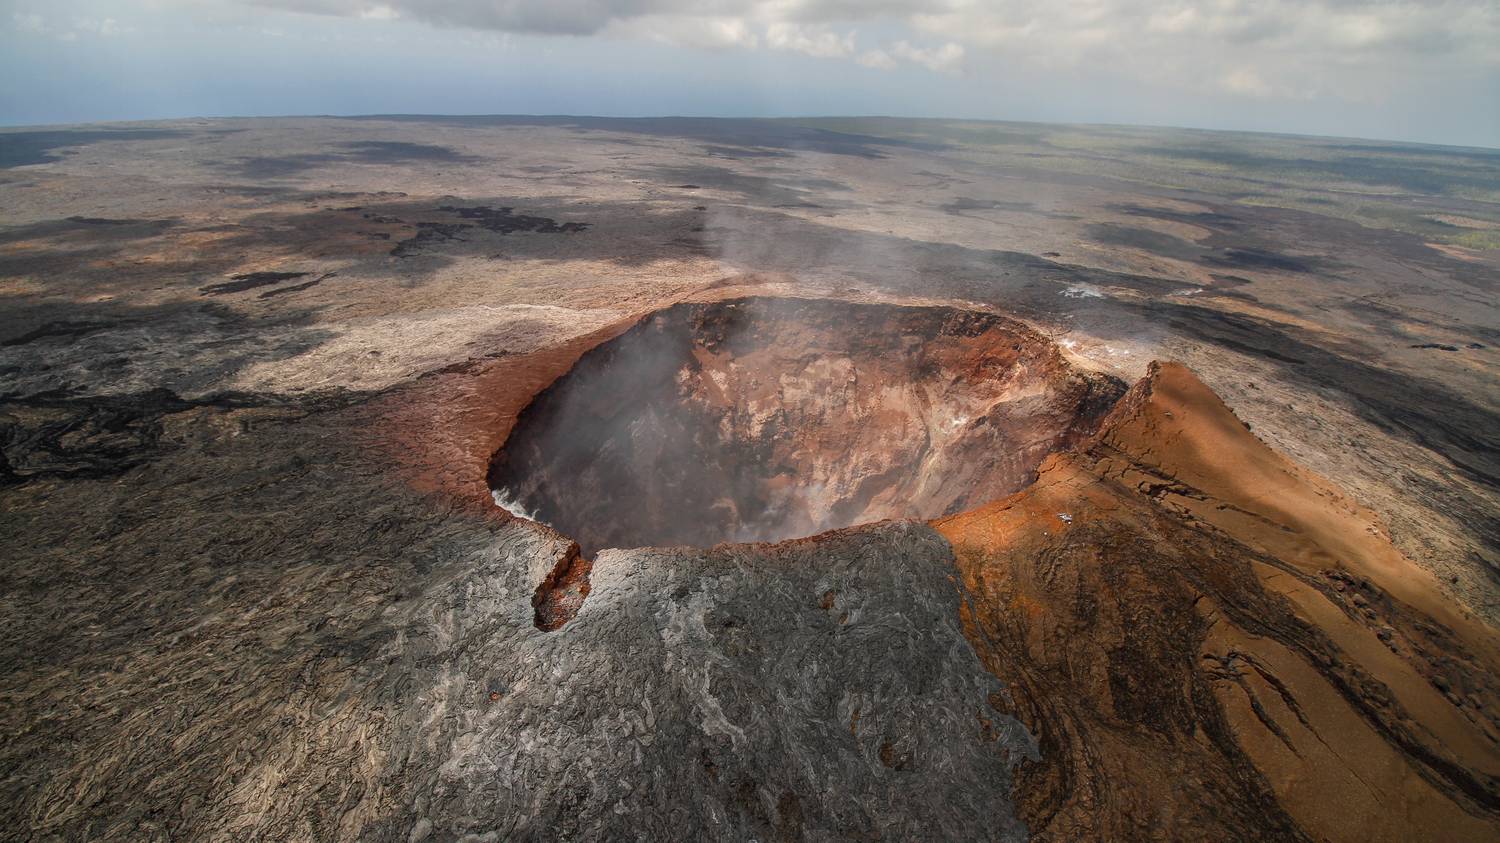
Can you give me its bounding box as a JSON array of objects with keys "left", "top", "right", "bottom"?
[{"left": 489, "top": 297, "right": 1123, "bottom": 557}]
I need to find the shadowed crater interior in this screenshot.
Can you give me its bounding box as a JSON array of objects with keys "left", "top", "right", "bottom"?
[{"left": 489, "top": 297, "right": 1124, "bottom": 556}]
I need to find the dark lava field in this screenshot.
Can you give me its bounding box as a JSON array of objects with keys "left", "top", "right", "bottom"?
[{"left": 2, "top": 116, "right": 1499, "bottom": 841}]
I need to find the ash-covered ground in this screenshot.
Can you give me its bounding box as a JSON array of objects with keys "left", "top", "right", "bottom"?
[{"left": 2, "top": 116, "right": 1498, "bottom": 841}]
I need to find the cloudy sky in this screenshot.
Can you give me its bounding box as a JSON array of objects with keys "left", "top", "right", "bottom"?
[{"left": 1, "top": 0, "right": 1496, "bottom": 146}]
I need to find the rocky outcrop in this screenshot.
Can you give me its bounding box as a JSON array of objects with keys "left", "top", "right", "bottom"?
[{"left": 937, "top": 362, "right": 1500, "bottom": 842}]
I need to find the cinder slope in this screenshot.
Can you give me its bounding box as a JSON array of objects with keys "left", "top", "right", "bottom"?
[{"left": 936, "top": 361, "right": 1500, "bottom": 842}]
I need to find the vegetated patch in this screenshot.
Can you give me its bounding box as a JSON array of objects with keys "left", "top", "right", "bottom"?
[
  {"left": 1410, "top": 343, "right": 1460, "bottom": 352},
  {"left": 200, "top": 271, "right": 311, "bottom": 295}
]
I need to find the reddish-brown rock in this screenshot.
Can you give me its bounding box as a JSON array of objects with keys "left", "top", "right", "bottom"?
[{"left": 937, "top": 362, "right": 1500, "bottom": 842}]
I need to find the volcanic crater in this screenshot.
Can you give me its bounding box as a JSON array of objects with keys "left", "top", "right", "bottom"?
[{"left": 487, "top": 297, "right": 1125, "bottom": 558}]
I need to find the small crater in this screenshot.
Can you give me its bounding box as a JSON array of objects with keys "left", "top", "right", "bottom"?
[{"left": 489, "top": 297, "right": 1124, "bottom": 557}]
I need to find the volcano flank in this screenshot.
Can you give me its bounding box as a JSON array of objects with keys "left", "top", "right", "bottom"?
[
  {"left": 6, "top": 117, "right": 1500, "bottom": 843},
  {"left": 458, "top": 293, "right": 1500, "bottom": 840}
]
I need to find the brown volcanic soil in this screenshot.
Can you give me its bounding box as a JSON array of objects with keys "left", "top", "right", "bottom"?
[
  {"left": 4, "top": 118, "right": 1499, "bottom": 841},
  {"left": 373, "top": 293, "right": 1500, "bottom": 839},
  {"left": 387, "top": 292, "right": 1500, "bottom": 841},
  {"left": 489, "top": 297, "right": 1123, "bottom": 555},
  {"left": 937, "top": 362, "right": 1500, "bottom": 842}
]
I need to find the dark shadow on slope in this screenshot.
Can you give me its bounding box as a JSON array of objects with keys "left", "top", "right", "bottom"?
[
  {"left": 943, "top": 198, "right": 1037, "bottom": 214},
  {"left": 0, "top": 128, "right": 194, "bottom": 168},
  {"left": 341, "top": 141, "right": 480, "bottom": 163},
  {"left": 0, "top": 217, "right": 183, "bottom": 281},
  {"left": 1086, "top": 223, "right": 1204, "bottom": 260},
  {"left": 337, "top": 115, "right": 948, "bottom": 159},
  {"left": 200, "top": 272, "right": 312, "bottom": 295},
  {"left": 1134, "top": 144, "right": 1500, "bottom": 195},
  {"left": 221, "top": 140, "right": 483, "bottom": 179},
  {"left": 0, "top": 216, "right": 178, "bottom": 246},
  {"left": 1108, "top": 203, "right": 1244, "bottom": 231},
  {"left": 646, "top": 165, "right": 853, "bottom": 209}
]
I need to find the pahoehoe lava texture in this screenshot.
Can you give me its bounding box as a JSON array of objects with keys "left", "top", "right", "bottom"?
[
  {"left": 489, "top": 297, "right": 1124, "bottom": 555},
  {"left": 7, "top": 115, "right": 1500, "bottom": 842}
]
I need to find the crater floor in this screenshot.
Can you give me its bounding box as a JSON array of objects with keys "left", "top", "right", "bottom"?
[{"left": 489, "top": 297, "right": 1122, "bottom": 555}]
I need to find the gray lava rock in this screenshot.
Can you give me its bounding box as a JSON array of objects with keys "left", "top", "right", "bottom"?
[{"left": 0, "top": 403, "right": 1032, "bottom": 841}]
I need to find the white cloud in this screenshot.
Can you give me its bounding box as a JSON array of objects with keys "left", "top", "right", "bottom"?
[
  {"left": 765, "top": 22, "right": 854, "bottom": 59},
  {"left": 857, "top": 48, "right": 896, "bottom": 69},
  {"left": 613, "top": 15, "right": 758, "bottom": 49},
  {"left": 72, "top": 16, "right": 127, "bottom": 36},
  {"left": 1147, "top": 7, "right": 1198, "bottom": 35},
  {"left": 358, "top": 4, "right": 399, "bottom": 20},
  {"left": 1222, "top": 68, "right": 1272, "bottom": 98},
  {"left": 907, "top": 0, "right": 1498, "bottom": 98},
  {"left": 1, "top": 0, "right": 1492, "bottom": 143},
  {"left": 249, "top": 0, "right": 698, "bottom": 36},
  {"left": 13, "top": 12, "right": 47, "bottom": 33},
  {"left": 891, "top": 39, "right": 963, "bottom": 74},
  {"left": 856, "top": 39, "right": 963, "bottom": 74},
  {"left": 183, "top": 1, "right": 1500, "bottom": 102},
  {"left": 10, "top": 10, "right": 130, "bottom": 41}
]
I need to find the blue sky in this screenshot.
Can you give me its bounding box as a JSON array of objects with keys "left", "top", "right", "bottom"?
[{"left": 2, "top": 0, "right": 1496, "bottom": 147}]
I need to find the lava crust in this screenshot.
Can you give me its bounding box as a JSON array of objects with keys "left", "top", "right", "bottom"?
[{"left": 488, "top": 296, "right": 1124, "bottom": 555}]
